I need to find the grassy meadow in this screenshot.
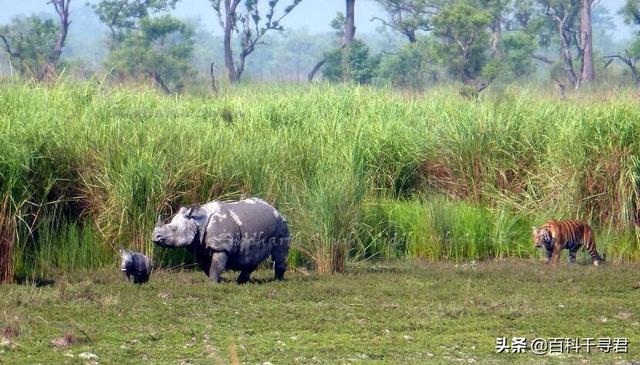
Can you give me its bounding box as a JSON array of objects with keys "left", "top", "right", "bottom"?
[
  {"left": 2, "top": 81, "right": 640, "bottom": 363},
  {"left": 2, "top": 81, "right": 640, "bottom": 277},
  {"left": 1, "top": 261, "right": 639, "bottom": 364}
]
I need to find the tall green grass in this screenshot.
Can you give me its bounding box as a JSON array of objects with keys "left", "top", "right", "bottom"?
[{"left": 2, "top": 81, "right": 640, "bottom": 279}]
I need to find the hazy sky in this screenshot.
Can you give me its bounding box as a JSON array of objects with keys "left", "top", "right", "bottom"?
[{"left": 0, "top": 0, "right": 632, "bottom": 40}]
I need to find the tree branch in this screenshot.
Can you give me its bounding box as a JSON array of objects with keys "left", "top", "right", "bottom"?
[
  {"left": 532, "top": 54, "right": 553, "bottom": 64},
  {"left": 0, "top": 34, "right": 20, "bottom": 58},
  {"left": 307, "top": 58, "right": 326, "bottom": 82}
]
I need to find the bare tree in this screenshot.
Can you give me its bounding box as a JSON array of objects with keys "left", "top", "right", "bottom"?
[
  {"left": 604, "top": 51, "right": 640, "bottom": 87},
  {"left": 371, "top": 0, "right": 437, "bottom": 43},
  {"left": 539, "top": 0, "right": 580, "bottom": 88},
  {"left": 210, "top": 0, "right": 302, "bottom": 82}
]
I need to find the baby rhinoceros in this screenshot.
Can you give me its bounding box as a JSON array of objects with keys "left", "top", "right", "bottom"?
[{"left": 119, "top": 249, "right": 152, "bottom": 284}]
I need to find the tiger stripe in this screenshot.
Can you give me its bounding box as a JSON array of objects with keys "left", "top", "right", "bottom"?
[{"left": 532, "top": 219, "right": 604, "bottom": 266}]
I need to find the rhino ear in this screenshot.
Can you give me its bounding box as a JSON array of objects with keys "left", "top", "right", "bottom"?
[{"left": 185, "top": 203, "right": 201, "bottom": 218}]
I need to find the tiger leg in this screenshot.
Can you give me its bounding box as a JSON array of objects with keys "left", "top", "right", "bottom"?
[
  {"left": 588, "top": 247, "right": 603, "bottom": 266},
  {"left": 550, "top": 246, "right": 561, "bottom": 265},
  {"left": 568, "top": 248, "right": 578, "bottom": 264},
  {"left": 584, "top": 229, "right": 603, "bottom": 266},
  {"left": 545, "top": 248, "right": 553, "bottom": 264}
]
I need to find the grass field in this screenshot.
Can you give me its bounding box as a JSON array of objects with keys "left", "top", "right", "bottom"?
[
  {"left": 1, "top": 260, "right": 639, "bottom": 364},
  {"left": 3, "top": 82, "right": 640, "bottom": 280},
  {"left": 2, "top": 82, "right": 640, "bottom": 363}
]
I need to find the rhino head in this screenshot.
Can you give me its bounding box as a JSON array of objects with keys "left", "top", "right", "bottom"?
[
  {"left": 119, "top": 248, "right": 132, "bottom": 271},
  {"left": 152, "top": 204, "right": 205, "bottom": 248}
]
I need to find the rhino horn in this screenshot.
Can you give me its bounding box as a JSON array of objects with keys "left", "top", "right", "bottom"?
[{"left": 156, "top": 215, "right": 163, "bottom": 227}]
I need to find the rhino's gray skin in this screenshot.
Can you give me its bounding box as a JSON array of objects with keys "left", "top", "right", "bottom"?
[
  {"left": 119, "top": 249, "right": 152, "bottom": 284},
  {"left": 152, "top": 198, "right": 290, "bottom": 283}
]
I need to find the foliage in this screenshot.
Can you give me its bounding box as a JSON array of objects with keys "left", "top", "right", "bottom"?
[
  {"left": 0, "top": 16, "right": 58, "bottom": 78},
  {"left": 621, "top": 0, "right": 640, "bottom": 27},
  {"left": 105, "top": 15, "right": 195, "bottom": 93},
  {"left": 604, "top": 0, "right": 640, "bottom": 87},
  {"left": 375, "top": 38, "right": 441, "bottom": 88},
  {"left": 431, "top": 1, "right": 492, "bottom": 84},
  {"left": 371, "top": 0, "right": 439, "bottom": 42},
  {"left": 92, "top": 0, "right": 179, "bottom": 44},
  {"left": 322, "top": 40, "right": 381, "bottom": 84},
  {"left": 501, "top": 31, "right": 537, "bottom": 78}
]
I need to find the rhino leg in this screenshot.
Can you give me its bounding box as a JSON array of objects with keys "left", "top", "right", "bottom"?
[
  {"left": 271, "top": 243, "right": 289, "bottom": 281},
  {"left": 209, "top": 252, "right": 228, "bottom": 283},
  {"left": 237, "top": 269, "right": 254, "bottom": 284}
]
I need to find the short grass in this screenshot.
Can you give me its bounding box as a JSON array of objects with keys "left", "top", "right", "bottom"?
[{"left": 1, "top": 260, "right": 639, "bottom": 364}]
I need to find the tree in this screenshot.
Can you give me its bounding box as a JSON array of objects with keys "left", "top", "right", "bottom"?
[
  {"left": 579, "top": 0, "right": 595, "bottom": 83},
  {"left": 376, "top": 38, "right": 441, "bottom": 87},
  {"left": 0, "top": 16, "right": 58, "bottom": 78},
  {"left": 105, "top": 15, "right": 195, "bottom": 93},
  {"left": 431, "top": 0, "right": 496, "bottom": 91},
  {"left": 344, "top": 0, "right": 356, "bottom": 46},
  {"left": 621, "top": 0, "right": 640, "bottom": 25},
  {"left": 93, "top": 1, "right": 190, "bottom": 92},
  {"left": 481, "top": 0, "right": 511, "bottom": 57},
  {"left": 308, "top": 0, "right": 361, "bottom": 82},
  {"left": 502, "top": 31, "right": 537, "bottom": 76},
  {"left": 604, "top": 44, "right": 640, "bottom": 87},
  {"left": 535, "top": 0, "right": 599, "bottom": 88},
  {"left": 371, "top": 0, "right": 438, "bottom": 43},
  {"left": 539, "top": 0, "right": 579, "bottom": 87},
  {"left": 209, "top": 0, "right": 303, "bottom": 82},
  {"left": 92, "top": 0, "right": 179, "bottom": 46},
  {"left": 49, "top": 0, "right": 71, "bottom": 72},
  {"left": 322, "top": 39, "right": 380, "bottom": 84},
  {"left": 0, "top": 0, "right": 71, "bottom": 79},
  {"left": 606, "top": 0, "right": 640, "bottom": 87}
]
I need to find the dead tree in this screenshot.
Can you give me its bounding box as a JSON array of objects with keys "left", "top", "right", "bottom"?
[{"left": 210, "top": 0, "right": 302, "bottom": 82}]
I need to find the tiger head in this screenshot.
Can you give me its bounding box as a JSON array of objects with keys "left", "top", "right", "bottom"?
[{"left": 532, "top": 226, "right": 552, "bottom": 248}]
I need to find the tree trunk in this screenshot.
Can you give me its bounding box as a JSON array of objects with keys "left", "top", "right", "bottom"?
[
  {"left": 236, "top": 51, "right": 247, "bottom": 82},
  {"left": 490, "top": 22, "right": 502, "bottom": 58},
  {"left": 554, "top": 77, "right": 567, "bottom": 100},
  {"left": 342, "top": 0, "right": 356, "bottom": 82},
  {"left": 405, "top": 29, "right": 416, "bottom": 43},
  {"left": 223, "top": 0, "right": 238, "bottom": 82},
  {"left": 47, "top": 0, "right": 71, "bottom": 79},
  {"left": 151, "top": 72, "right": 172, "bottom": 94},
  {"left": 604, "top": 54, "right": 640, "bottom": 88},
  {"left": 580, "top": 0, "right": 595, "bottom": 83},
  {"left": 344, "top": 0, "right": 356, "bottom": 47},
  {"left": 308, "top": 59, "right": 326, "bottom": 82},
  {"left": 558, "top": 21, "right": 579, "bottom": 88},
  {"left": 210, "top": 62, "right": 218, "bottom": 93}
]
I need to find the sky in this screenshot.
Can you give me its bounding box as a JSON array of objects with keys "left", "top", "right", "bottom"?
[{"left": 0, "top": 0, "right": 632, "bottom": 40}]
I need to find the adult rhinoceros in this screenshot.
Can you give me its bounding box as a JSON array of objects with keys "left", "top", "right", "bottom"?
[{"left": 151, "top": 198, "right": 290, "bottom": 283}]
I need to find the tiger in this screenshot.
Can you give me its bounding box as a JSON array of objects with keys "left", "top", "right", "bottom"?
[{"left": 532, "top": 219, "right": 605, "bottom": 266}]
